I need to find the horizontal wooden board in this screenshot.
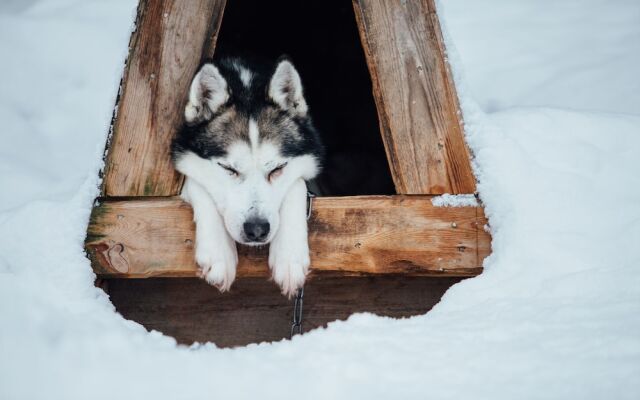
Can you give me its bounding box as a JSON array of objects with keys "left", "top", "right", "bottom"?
[
  {"left": 353, "top": 0, "right": 476, "bottom": 194},
  {"left": 86, "top": 196, "right": 490, "bottom": 278},
  {"left": 107, "top": 276, "right": 464, "bottom": 347},
  {"left": 102, "top": 0, "right": 226, "bottom": 197}
]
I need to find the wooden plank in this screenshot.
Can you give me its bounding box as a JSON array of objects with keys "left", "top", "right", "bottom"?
[
  {"left": 353, "top": 0, "right": 476, "bottom": 195},
  {"left": 108, "top": 276, "right": 464, "bottom": 347},
  {"left": 85, "top": 196, "right": 490, "bottom": 278},
  {"left": 102, "top": 0, "right": 226, "bottom": 197},
  {"left": 477, "top": 207, "right": 492, "bottom": 263}
]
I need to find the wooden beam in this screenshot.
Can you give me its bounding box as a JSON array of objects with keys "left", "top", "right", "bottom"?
[
  {"left": 108, "top": 276, "right": 464, "bottom": 347},
  {"left": 353, "top": 0, "right": 476, "bottom": 195},
  {"left": 86, "top": 196, "right": 490, "bottom": 278},
  {"left": 102, "top": 0, "right": 226, "bottom": 197}
]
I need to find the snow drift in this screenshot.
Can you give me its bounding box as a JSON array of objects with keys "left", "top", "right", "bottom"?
[{"left": 0, "top": 0, "right": 639, "bottom": 399}]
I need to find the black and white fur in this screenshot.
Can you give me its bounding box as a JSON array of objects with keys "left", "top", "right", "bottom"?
[{"left": 172, "top": 57, "right": 322, "bottom": 297}]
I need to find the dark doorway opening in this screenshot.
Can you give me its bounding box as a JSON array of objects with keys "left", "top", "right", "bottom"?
[{"left": 215, "top": 0, "right": 395, "bottom": 196}]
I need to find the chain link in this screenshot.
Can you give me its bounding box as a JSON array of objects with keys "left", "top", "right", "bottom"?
[
  {"left": 306, "top": 191, "right": 316, "bottom": 220},
  {"left": 290, "top": 191, "right": 315, "bottom": 338},
  {"left": 290, "top": 287, "right": 304, "bottom": 337}
]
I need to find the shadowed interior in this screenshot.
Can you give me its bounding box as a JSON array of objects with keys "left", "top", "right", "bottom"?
[
  {"left": 215, "top": 0, "right": 395, "bottom": 196},
  {"left": 107, "top": 276, "right": 464, "bottom": 347}
]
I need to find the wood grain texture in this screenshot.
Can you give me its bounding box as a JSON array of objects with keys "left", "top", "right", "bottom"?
[
  {"left": 102, "top": 0, "right": 226, "bottom": 197},
  {"left": 353, "top": 0, "right": 476, "bottom": 195},
  {"left": 86, "top": 196, "right": 490, "bottom": 278},
  {"left": 108, "top": 276, "right": 464, "bottom": 347}
]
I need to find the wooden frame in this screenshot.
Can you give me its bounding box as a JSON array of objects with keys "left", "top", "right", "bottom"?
[
  {"left": 87, "top": 0, "right": 491, "bottom": 281},
  {"left": 86, "top": 196, "right": 490, "bottom": 278},
  {"left": 353, "top": 0, "right": 476, "bottom": 194},
  {"left": 102, "top": 0, "right": 226, "bottom": 197}
]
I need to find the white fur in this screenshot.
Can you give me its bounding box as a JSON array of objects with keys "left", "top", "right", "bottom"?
[
  {"left": 181, "top": 178, "right": 237, "bottom": 291},
  {"left": 268, "top": 178, "right": 310, "bottom": 298},
  {"left": 268, "top": 60, "right": 308, "bottom": 115},
  {"left": 248, "top": 118, "right": 259, "bottom": 152},
  {"left": 175, "top": 138, "right": 318, "bottom": 293},
  {"left": 239, "top": 68, "right": 252, "bottom": 87},
  {"left": 230, "top": 59, "right": 253, "bottom": 88},
  {"left": 175, "top": 144, "right": 318, "bottom": 245},
  {"left": 184, "top": 64, "right": 228, "bottom": 123}
]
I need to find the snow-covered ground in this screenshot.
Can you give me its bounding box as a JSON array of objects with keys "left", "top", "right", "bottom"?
[{"left": 1, "top": 0, "right": 639, "bottom": 399}]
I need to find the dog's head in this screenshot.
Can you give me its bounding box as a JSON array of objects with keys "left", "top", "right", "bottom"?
[{"left": 172, "top": 57, "right": 322, "bottom": 245}]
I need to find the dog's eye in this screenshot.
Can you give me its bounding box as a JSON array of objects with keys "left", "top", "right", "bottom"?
[
  {"left": 217, "top": 162, "right": 239, "bottom": 177},
  {"left": 268, "top": 163, "right": 287, "bottom": 182}
]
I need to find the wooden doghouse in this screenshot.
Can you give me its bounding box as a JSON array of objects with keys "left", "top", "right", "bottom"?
[{"left": 86, "top": 0, "right": 491, "bottom": 347}]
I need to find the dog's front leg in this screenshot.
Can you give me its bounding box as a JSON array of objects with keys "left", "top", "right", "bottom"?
[
  {"left": 182, "top": 177, "right": 238, "bottom": 292},
  {"left": 269, "top": 178, "right": 310, "bottom": 298}
]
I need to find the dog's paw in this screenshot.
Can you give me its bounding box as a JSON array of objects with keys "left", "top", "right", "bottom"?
[
  {"left": 269, "top": 237, "right": 310, "bottom": 298},
  {"left": 195, "top": 242, "right": 237, "bottom": 292}
]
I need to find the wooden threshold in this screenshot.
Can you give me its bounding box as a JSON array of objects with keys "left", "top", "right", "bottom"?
[{"left": 86, "top": 195, "right": 490, "bottom": 279}]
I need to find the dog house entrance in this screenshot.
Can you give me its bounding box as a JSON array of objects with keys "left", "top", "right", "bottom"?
[
  {"left": 91, "top": 0, "right": 491, "bottom": 348},
  {"left": 215, "top": 0, "right": 395, "bottom": 196}
]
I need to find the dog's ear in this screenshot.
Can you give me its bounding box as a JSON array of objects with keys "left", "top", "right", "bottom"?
[
  {"left": 268, "top": 58, "right": 308, "bottom": 116},
  {"left": 184, "top": 63, "right": 229, "bottom": 124}
]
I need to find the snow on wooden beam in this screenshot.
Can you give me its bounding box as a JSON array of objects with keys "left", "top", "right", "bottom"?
[{"left": 85, "top": 196, "right": 490, "bottom": 279}]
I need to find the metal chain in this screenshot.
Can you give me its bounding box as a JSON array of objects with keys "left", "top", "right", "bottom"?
[
  {"left": 290, "top": 287, "right": 304, "bottom": 337},
  {"left": 290, "top": 191, "right": 315, "bottom": 338},
  {"left": 306, "top": 191, "right": 316, "bottom": 220}
]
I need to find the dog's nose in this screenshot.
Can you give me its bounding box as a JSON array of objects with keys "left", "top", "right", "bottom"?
[{"left": 243, "top": 218, "right": 270, "bottom": 242}]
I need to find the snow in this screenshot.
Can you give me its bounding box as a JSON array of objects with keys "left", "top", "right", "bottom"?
[
  {"left": 442, "top": 0, "right": 640, "bottom": 115},
  {"left": 1, "top": 0, "right": 640, "bottom": 399},
  {"left": 431, "top": 193, "right": 478, "bottom": 207}
]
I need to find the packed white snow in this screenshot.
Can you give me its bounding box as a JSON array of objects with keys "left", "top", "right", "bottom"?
[
  {"left": 431, "top": 193, "right": 478, "bottom": 207},
  {"left": 1, "top": 0, "right": 639, "bottom": 399}
]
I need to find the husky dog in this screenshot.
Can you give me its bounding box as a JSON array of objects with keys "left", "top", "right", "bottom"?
[{"left": 171, "top": 57, "right": 323, "bottom": 297}]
